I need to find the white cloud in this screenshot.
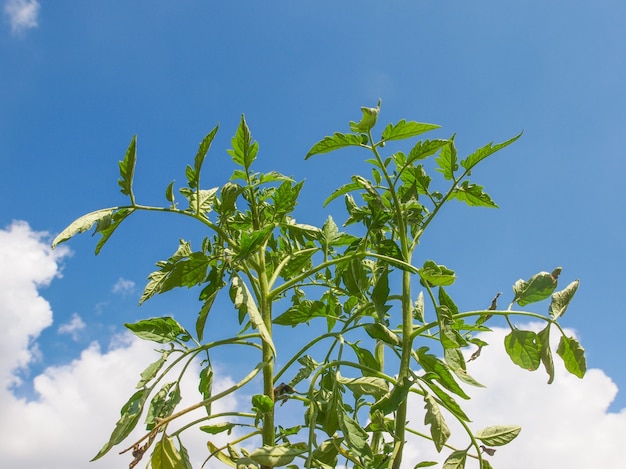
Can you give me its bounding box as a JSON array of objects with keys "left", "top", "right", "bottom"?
[
  {"left": 403, "top": 325, "right": 626, "bottom": 468},
  {"left": 0, "top": 221, "right": 241, "bottom": 468},
  {"left": 57, "top": 312, "right": 86, "bottom": 341},
  {"left": 3, "top": 0, "right": 40, "bottom": 35},
  {"left": 112, "top": 277, "right": 136, "bottom": 296},
  {"left": 0, "top": 220, "right": 69, "bottom": 388}
]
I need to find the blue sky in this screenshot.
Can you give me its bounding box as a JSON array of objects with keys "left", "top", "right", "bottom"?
[{"left": 1, "top": 1, "right": 625, "bottom": 467}]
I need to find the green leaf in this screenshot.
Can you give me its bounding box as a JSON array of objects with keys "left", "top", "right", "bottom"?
[
  {"left": 442, "top": 450, "right": 467, "bottom": 469},
  {"left": 140, "top": 246, "right": 211, "bottom": 305},
  {"left": 305, "top": 132, "right": 365, "bottom": 159},
  {"left": 371, "top": 376, "right": 412, "bottom": 415},
  {"left": 236, "top": 225, "right": 274, "bottom": 260},
  {"left": 338, "top": 411, "right": 373, "bottom": 459},
  {"left": 419, "top": 260, "right": 456, "bottom": 287},
  {"left": 94, "top": 207, "right": 135, "bottom": 255},
  {"left": 557, "top": 335, "right": 586, "bottom": 378},
  {"left": 227, "top": 114, "right": 258, "bottom": 170},
  {"left": 537, "top": 324, "right": 555, "bottom": 384},
  {"left": 198, "top": 364, "right": 213, "bottom": 414},
  {"left": 252, "top": 394, "right": 274, "bottom": 413},
  {"left": 125, "top": 316, "right": 191, "bottom": 344},
  {"left": 289, "top": 355, "right": 319, "bottom": 387},
  {"left": 475, "top": 425, "right": 521, "bottom": 446},
  {"left": 460, "top": 132, "right": 522, "bottom": 171},
  {"left": 118, "top": 135, "right": 136, "bottom": 200},
  {"left": 91, "top": 388, "right": 150, "bottom": 461},
  {"left": 151, "top": 436, "right": 186, "bottom": 469},
  {"left": 406, "top": 139, "right": 450, "bottom": 165},
  {"left": 381, "top": 120, "right": 440, "bottom": 142},
  {"left": 513, "top": 270, "right": 559, "bottom": 306},
  {"left": 230, "top": 275, "right": 276, "bottom": 356},
  {"left": 196, "top": 266, "right": 225, "bottom": 341},
  {"left": 452, "top": 181, "right": 498, "bottom": 208},
  {"left": 136, "top": 350, "right": 170, "bottom": 388},
  {"left": 424, "top": 381, "right": 471, "bottom": 422},
  {"left": 417, "top": 348, "right": 470, "bottom": 399},
  {"left": 349, "top": 99, "right": 381, "bottom": 133},
  {"left": 549, "top": 279, "right": 579, "bottom": 319},
  {"left": 145, "top": 382, "right": 181, "bottom": 430},
  {"left": 414, "top": 462, "right": 438, "bottom": 468},
  {"left": 372, "top": 268, "right": 390, "bottom": 317},
  {"left": 52, "top": 207, "right": 116, "bottom": 249},
  {"left": 186, "top": 125, "right": 219, "bottom": 189},
  {"left": 336, "top": 374, "right": 388, "bottom": 399},
  {"left": 423, "top": 393, "right": 451, "bottom": 452},
  {"left": 504, "top": 329, "right": 541, "bottom": 371},
  {"left": 364, "top": 322, "right": 401, "bottom": 347},
  {"left": 248, "top": 444, "right": 306, "bottom": 467},
  {"left": 165, "top": 180, "right": 175, "bottom": 205},
  {"left": 414, "top": 291, "right": 425, "bottom": 322},
  {"left": 200, "top": 422, "right": 236, "bottom": 435},
  {"left": 435, "top": 139, "right": 458, "bottom": 180},
  {"left": 348, "top": 342, "right": 380, "bottom": 377}
]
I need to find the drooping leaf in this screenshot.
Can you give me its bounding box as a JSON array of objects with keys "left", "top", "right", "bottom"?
[
  {"left": 348, "top": 342, "right": 380, "bottom": 377},
  {"left": 94, "top": 207, "right": 135, "bottom": 254},
  {"left": 442, "top": 450, "right": 467, "bottom": 469},
  {"left": 372, "top": 268, "right": 390, "bottom": 317},
  {"left": 475, "top": 425, "right": 521, "bottom": 446},
  {"left": 504, "top": 329, "right": 541, "bottom": 371},
  {"left": 230, "top": 275, "right": 276, "bottom": 356},
  {"left": 460, "top": 132, "right": 522, "bottom": 171},
  {"left": 91, "top": 388, "right": 150, "bottom": 461},
  {"left": 557, "top": 335, "right": 586, "bottom": 378},
  {"left": 196, "top": 266, "right": 226, "bottom": 341},
  {"left": 305, "top": 132, "right": 365, "bottom": 159},
  {"left": 289, "top": 355, "right": 319, "bottom": 387},
  {"left": 414, "top": 462, "right": 438, "bottom": 468},
  {"left": 381, "top": 120, "right": 440, "bottom": 142},
  {"left": 198, "top": 363, "right": 213, "bottom": 415},
  {"left": 136, "top": 350, "right": 170, "bottom": 388},
  {"left": 537, "top": 324, "right": 555, "bottom": 384},
  {"left": 118, "top": 135, "right": 137, "bottom": 199},
  {"left": 364, "top": 322, "right": 401, "bottom": 347},
  {"left": 513, "top": 269, "right": 559, "bottom": 306},
  {"left": 423, "top": 380, "right": 471, "bottom": 422},
  {"left": 336, "top": 374, "right": 388, "bottom": 399},
  {"left": 338, "top": 411, "right": 373, "bottom": 459},
  {"left": 52, "top": 207, "right": 116, "bottom": 249},
  {"left": 248, "top": 444, "right": 307, "bottom": 467},
  {"left": 549, "top": 279, "right": 579, "bottom": 319},
  {"left": 125, "top": 316, "right": 192, "bottom": 344},
  {"left": 145, "top": 382, "right": 181, "bottom": 430},
  {"left": 417, "top": 348, "right": 470, "bottom": 399},
  {"left": 452, "top": 181, "right": 498, "bottom": 208},
  {"left": 371, "top": 376, "right": 412, "bottom": 415},
  {"left": 423, "top": 393, "right": 451, "bottom": 452},
  {"left": 199, "top": 422, "right": 236, "bottom": 435},
  {"left": 151, "top": 436, "right": 186, "bottom": 469}
]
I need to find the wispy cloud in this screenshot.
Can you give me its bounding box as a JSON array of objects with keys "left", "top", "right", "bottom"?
[
  {"left": 57, "top": 313, "right": 86, "bottom": 341},
  {"left": 111, "top": 277, "right": 135, "bottom": 296},
  {"left": 4, "top": 0, "right": 40, "bottom": 35}
]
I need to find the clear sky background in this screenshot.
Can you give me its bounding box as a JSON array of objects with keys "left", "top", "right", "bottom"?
[{"left": 1, "top": 1, "right": 625, "bottom": 468}]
